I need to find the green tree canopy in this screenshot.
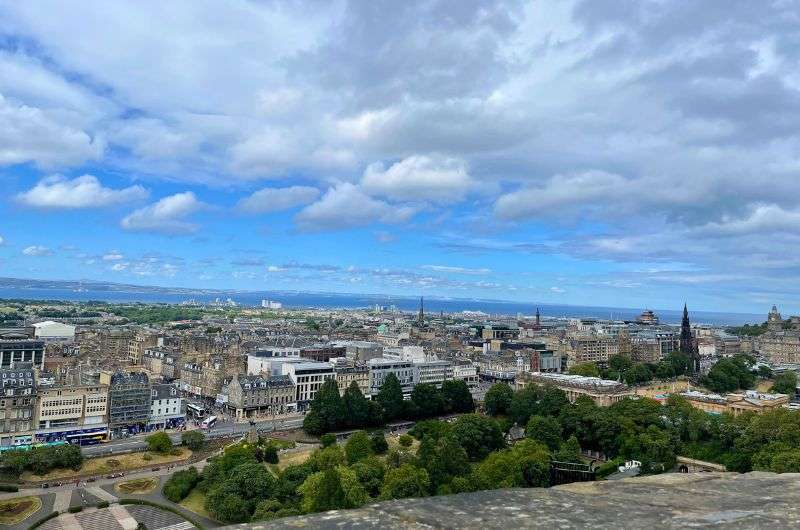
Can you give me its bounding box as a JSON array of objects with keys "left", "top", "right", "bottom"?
[
  {"left": 375, "top": 373, "right": 405, "bottom": 421},
  {"left": 145, "top": 431, "right": 173, "bottom": 454},
  {"left": 441, "top": 379, "right": 475, "bottom": 413},
  {"left": 484, "top": 383, "right": 513, "bottom": 416},
  {"left": 450, "top": 414, "right": 505, "bottom": 461},
  {"left": 771, "top": 371, "right": 797, "bottom": 395},
  {"left": 379, "top": 464, "right": 430, "bottom": 500},
  {"left": 303, "top": 379, "right": 346, "bottom": 434},
  {"left": 344, "top": 431, "right": 373, "bottom": 465},
  {"left": 181, "top": 430, "right": 205, "bottom": 451},
  {"left": 410, "top": 383, "right": 445, "bottom": 418},
  {"left": 526, "top": 415, "right": 563, "bottom": 451}
]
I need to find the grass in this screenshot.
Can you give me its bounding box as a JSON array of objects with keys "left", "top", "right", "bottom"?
[
  {"left": 262, "top": 438, "right": 295, "bottom": 450},
  {"left": 22, "top": 448, "right": 192, "bottom": 481},
  {"left": 114, "top": 477, "right": 160, "bottom": 494},
  {"left": 0, "top": 496, "right": 42, "bottom": 525},
  {"left": 274, "top": 447, "right": 315, "bottom": 471},
  {"left": 386, "top": 434, "right": 420, "bottom": 453},
  {"left": 179, "top": 489, "right": 214, "bottom": 521}
]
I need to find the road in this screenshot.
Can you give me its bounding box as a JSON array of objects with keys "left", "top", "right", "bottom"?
[{"left": 82, "top": 416, "right": 305, "bottom": 456}]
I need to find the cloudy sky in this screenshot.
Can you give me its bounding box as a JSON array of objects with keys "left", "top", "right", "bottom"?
[{"left": 1, "top": 0, "right": 798, "bottom": 313}]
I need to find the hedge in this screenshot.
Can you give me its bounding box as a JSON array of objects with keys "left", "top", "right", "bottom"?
[
  {"left": 27, "top": 511, "right": 58, "bottom": 530},
  {"left": 119, "top": 499, "right": 205, "bottom": 530},
  {"left": 68, "top": 506, "right": 83, "bottom": 513},
  {"left": 96, "top": 501, "right": 110, "bottom": 509},
  {"left": 0, "top": 484, "right": 18, "bottom": 492}
]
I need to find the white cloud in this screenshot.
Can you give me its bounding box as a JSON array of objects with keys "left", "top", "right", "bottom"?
[
  {"left": 266, "top": 265, "right": 285, "bottom": 272},
  {"left": 22, "top": 245, "right": 52, "bottom": 257},
  {"left": 0, "top": 235, "right": 4, "bottom": 246},
  {"left": 16, "top": 175, "right": 147, "bottom": 209},
  {"left": 295, "top": 183, "right": 417, "bottom": 231},
  {"left": 0, "top": 93, "right": 103, "bottom": 168},
  {"left": 102, "top": 252, "right": 124, "bottom": 261},
  {"left": 111, "top": 262, "right": 128, "bottom": 271},
  {"left": 422, "top": 265, "right": 491, "bottom": 275},
  {"left": 362, "top": 155, "right": 475, "bottom": 203},
  {"left": 120, "top": 192, "right": 204, "bottom": 235},
  {"left": 550, "top": 286, "right": 565, "bottom": 294},
  {"left": 237, "top": 186, "right": 320, "bottom": 215}
]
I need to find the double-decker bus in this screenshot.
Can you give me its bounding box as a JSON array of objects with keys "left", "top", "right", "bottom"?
[
  {"left": 187, "top": 403, "right": 206, "bottom": 419},
  {"left": 200, "top": 415, "right": 217, "bottom": 429}
]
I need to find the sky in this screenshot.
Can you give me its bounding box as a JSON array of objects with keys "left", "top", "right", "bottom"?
[{"left": 0, "top": 0, "right": 798, "bottom": 314}]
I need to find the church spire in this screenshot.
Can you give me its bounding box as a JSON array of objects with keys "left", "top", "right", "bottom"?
[
  {"left": 680, "top": 303, "right": 700, "bottom": 374},
  {"left": 418, "top": 296, "right": 424, "bottom": 326}
]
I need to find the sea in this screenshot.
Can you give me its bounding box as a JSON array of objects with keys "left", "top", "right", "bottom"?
[{"left": 0, "top": 287, "right": 763, "bottom": 326}]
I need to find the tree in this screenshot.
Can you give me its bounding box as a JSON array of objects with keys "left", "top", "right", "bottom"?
[
  {"left": 343, "top": 381, "right": 372, "bottom": 427},
  {"left": 375, "top": 373, "right": 404, "bottom": 421},
  {"left": 554, "top": 435, "right": 582, "bottom": 463},
  {"left": 537, "top": 385, "right": 569, "bottom": 417},
  {"left": 409, "top": 420, "right": 451, "bottom": 442},
  {"left": 484, "top": 383, "right": 513, "bottom": 416},
  {"left": 163, "top": 466, "right": 200, "bottom": 502},
  {"left": 758, "top": 365, "right": 774, "bottom": 379},
  {"left": 569, "top": 362, "right": 600, "bottom": 377},
  {"left": 370, "top": 431, "right": 389, "bottom": 454},
  {"left": 399, "top": 434, "right": 413, "bottom": 447},
  {"left": 308, "top": 445, "right": 346, "bottom": 472},
  {"left": 146, "top": 432, "right": 173, "bottom": 454},
  {"left": 205, "top": 482, "right": 251, "bottom": 523},
  {"left": 510, "top": 385, "right": 540, "bottom": 426},
  {"left": 526, "top": 415, "right": 562, "bottom": 451},
  {"left": 379, "top": 464, "right": 430, "bottom": 500},
  {"left": 450, "top": 414, "right": 505, "bottom": 461},
  {"left": 701, "top": 355, "right": 756, "bottom": 393},
  {"left": 320, "top": 433, "right": 337, "bottom": 448},
  {"left": 771, "top": 371, "right": 797, "bottom": 395},
  {"left": 298, "top": 466, "right": 368, "bottom": 513},
  {"left": 472, "top": 439, "right": 550, "bottom": 490},
  {"left": 344, "top": 431, "right": 373, "bottom": 464},
  {"left": 226, "top": 462, "right": 278, "bottom": 507},
  {"left": 417, "top": 434, "right": 469, "bottom": 493},
  {"left": 181, "top": 430, "right": 206, "bottom": 451},
  {"left": 410, "top": 383, "right": 445, "bottom": 419},
  {"left": 441, "top": 379, "right": 475, "bottom": 413},
  {"left": 304, "top": 379, "right": 346, "bottom": 434},
  {"left": 263, "top": 444, "right": 279, "bottom": 464},
  {"left": 351, "top": 456, "right": 386, "bottom": 497},
  {"left": 623, "top": 363, "right": 653, "bottom": 386}
]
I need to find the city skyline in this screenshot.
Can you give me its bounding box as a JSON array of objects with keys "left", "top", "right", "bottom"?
[{"left": 2, "top": 1, "right": 799, "bottom": 313}]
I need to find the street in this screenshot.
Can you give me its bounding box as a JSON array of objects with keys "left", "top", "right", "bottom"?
[{"left": 82, "top": 415, "right": 304, "bottom": 456}]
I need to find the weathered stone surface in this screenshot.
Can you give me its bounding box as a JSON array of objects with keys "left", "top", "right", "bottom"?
[{"left": 234, "top": 472, "right": 800, "bottom": 529}]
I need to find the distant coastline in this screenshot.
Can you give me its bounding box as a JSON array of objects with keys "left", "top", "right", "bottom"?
[{"left": 0, "top": 277, "right": 763, "bottom": 326}]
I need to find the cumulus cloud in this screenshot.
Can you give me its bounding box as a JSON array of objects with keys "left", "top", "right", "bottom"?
[
  {"left": 16, "top": 175, "right": 147, "bottom": 209},
  {"left": 295, "top": 183, "right": 417, "bottom": 231},
  {"left": 121, "top": 192, "right": 204, "bottom": 235},
  {"left": 237, "top": 186, "right": 320, "bottom": 215},
  {"left": 102, "top": 252, "right": 124, "bottom": 261},
  {"left": 22, "top": 245, "right": 52, "bottom": 256},
  {"left": 362, "top": 155, "right": 475, "bottom": 203},
  {"left": 0, "top": 94, "right": 103, "bottom": 168}
]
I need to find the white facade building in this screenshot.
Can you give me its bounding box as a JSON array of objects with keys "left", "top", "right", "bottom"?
[
  {"left": 149, "top": 383, "right": 185, "bottom": 429},
  {"left": 413, "top": 360, "right": 452, "bottom": 387},
  {"left": 247, "top": 348, "right": 301, "bottom": 376},
  {"left": 282, "top": 362, "right": 335, "bottom": 410},
  {"left": 368, "top": 358, "right": 415, "bottom": 397}
]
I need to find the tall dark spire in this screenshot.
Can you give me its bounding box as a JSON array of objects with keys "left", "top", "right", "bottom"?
[
  {"left": 535, "top": 307, "right": 541, "bottom": 328},
  {"left": 418, "top": 296, "right": 424, "bottom": 326},
  {"left": 680, "top": 303, "right": 700, "bottom": 374}
]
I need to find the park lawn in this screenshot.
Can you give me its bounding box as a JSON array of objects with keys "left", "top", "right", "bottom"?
[
  {"left": 179, "top": 489, "right": 215, "bottom": 521},
  {"left": 386, "top": 434, "right": 420, "bottom": 453},
  {"left": 275, "top": 447, "right": 315, "bottom": 471},
  {"left": 263, "top": 438, "right": 295, "bottom": 450},
  {"left": 0, "top": 496, "right": 42, "bottom": 525},
  {"left": 21, "top": 448, "right": 192, "bottom": 481},
  {"left": 114, "top": 476, "right": 159, "bottom": 494}
]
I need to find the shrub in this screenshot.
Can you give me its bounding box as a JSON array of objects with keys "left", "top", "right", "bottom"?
[
  {"left": 263, "top": 444, "right": 279, "bottom": 464},
  {"left": 96, "top": 501, "right": 109, "bottom": 509},
  {"left": 145, "top": 432, "right": 173, "bottom": 454},
  {"left": 399, "top": 434, "right": 413, "bottom": 448},
  {"left": 27, "top": 511, "right": 59, "bottom": 530},
  {"left": 320, "top": 433, "right": 336, "bottom": 448},
  {"left": 344, "top": 431, "right": 373, "bottom": 464},
  {"left": 142, "top": 453, "right": 153, "bottom": 461},
  {"left": 68, "top": 506, "right": 83, "bottom": 513},
  {"left": 370, "top": 432, "right": 389, "bottom": 454},
  {"left": 163, "top": 467, "right": 200, "bottom": 502},
  {"left": 0, "top": 484, "right": 18, "bottom": 492},
  {"left": 182, "top": 430, "right": 206, "bottom": 452}
]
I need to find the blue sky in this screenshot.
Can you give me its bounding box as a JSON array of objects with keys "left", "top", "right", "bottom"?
[{"left": 1, "top": 0, "right": 799, "bottom": 313}]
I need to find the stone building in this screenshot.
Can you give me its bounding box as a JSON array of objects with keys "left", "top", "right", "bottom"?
[
  {"left": 0, "top": 331, "right": 45, "bottom": 369},
  {"left": 222, "top": 373, "right": 295, "bottom": 420},
  {"left": 516, "top": 372, "right": 634, "bottom": 407},
  {"left": 34, "top": 383, "right": 108, "bottom": 444},
  {"left": 334, "top": 362, "right": 370, "bottom": 397},
  {"left": 0, "top": 363, "right": 36, "bottom": 446},
  {"left": 108, "top": 371, "right": 151, "bottom": 434}
]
